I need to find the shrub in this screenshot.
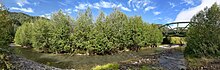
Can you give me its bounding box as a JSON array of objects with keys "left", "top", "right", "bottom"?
[{"left": 92, "top": 63, "right": 119, "bottom": 70}]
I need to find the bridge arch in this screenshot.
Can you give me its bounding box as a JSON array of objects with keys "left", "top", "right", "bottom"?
[
  {"left": 159, "top": 22, "right": 194, "bottom": 37},
  {"left": 158, "top": 22, "right": 195, "bottom": 44}
]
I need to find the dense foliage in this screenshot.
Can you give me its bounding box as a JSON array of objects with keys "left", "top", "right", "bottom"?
[
  {"left": 14, "top": 8, "right": 163, "bottom": 55},
  {"left": 0, "top": 9, "right": 14, "bottom": 46},
  {"left": 14, "top": 22, "right": 33, "bottom": 46},
  {"left": 0, "top": 4, "right": 14, "bottom": 70},
  {"left": 185, "top": 3, "right": 220, "bottom": 57}
]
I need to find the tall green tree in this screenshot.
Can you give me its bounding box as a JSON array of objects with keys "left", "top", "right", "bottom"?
[
  {"left": 185, "top": 3, "right": 220, "bottom": 57},
  {"left": 125, "top": 16, "right": 144, "bottom": 50},
  {"left": 105, "top": 9, "right": 129, "bottom": 51},
  {"left": 71, "top": 8, "right": 94, "bottom": 53},
  {"left": 49, "top": 10, "right": 74, "bottom": 53},
  {"left": 89, "top": 11, "right": 110, "bottom": 54},
  {"left": 31, "top": 19, "right": 53, "bottom": 52},
  {"left": 14, "top": 22, "right": 33, "bottom": 46}
]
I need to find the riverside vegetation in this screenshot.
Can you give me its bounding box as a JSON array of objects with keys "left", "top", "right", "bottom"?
[
  {"left": 1, "top": 2, "right": 220, "bottom": 70},
  {"left": 14, "top": 8, "right": 163, "bottom": 55}
]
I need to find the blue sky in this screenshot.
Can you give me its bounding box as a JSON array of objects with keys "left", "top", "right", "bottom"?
[{"left": 2, "top": 0, "right": 220, "bottom": 24}]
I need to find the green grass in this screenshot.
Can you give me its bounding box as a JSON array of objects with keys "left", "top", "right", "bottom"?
[
  {"left": 13, "top": 47, "right": 164, "bottom": 70},
  {"left": 170, "top": 37, "right": 186, "bottom": 44},
  {"left": 92, "top": 63, "right": 119, "bottom": 70},
  {"left": 186, "top": 57, "right": 213, "bottom": 69}
]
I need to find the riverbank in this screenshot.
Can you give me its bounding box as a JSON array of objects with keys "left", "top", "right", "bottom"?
[
  {"left": 12, "top": 45, "right": 220, "bottom": 70},
  {"left": 13, "top": 46, "right": 164, "bottom": 69}
]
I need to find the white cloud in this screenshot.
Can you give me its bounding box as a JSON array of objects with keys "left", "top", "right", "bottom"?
[
  {"left": 93, "top": 3, "right": 100, "bottom": 9},
  {"left": 153, "top": 11, "right": 161, "bottom": 15},
  {"left": 16, "top": 0, "right": 30, "bottom": 7},
  {"left": 75, "top": 1, "right": 131, "bottom": 12},
  {"left": 144, "top": 6, "right": 156, "bottom": 11},
  {"left": 100, "top": 1, "right": 117, "bottom": 8},
  {"left": 133, "top": 8, "right": 137, "bottom": 11},
  {"left": 10, "top": 7, "right": 34, "bottom": 13},
  {"left": 128, "top": 0, "right": 151, "bottom": 10},
  {"left": 143, "top": 3, "right": 148, "bottom": 7},
  {"left": 182, "top": 0, "right": 194, "bottom": 5},
  {"left": 75, "top": 3, "right": 89, "bottom": 10},
  {"left": 175, "top": 0, "right": 220, "bottom": 22},
  {"left": 169, "top": 2, "right": 176, "bottom": 8},
  {"left": 33, "top": 2, "right": 39, "bottom": 6},
  {"left": 73, "top": 9, "right": 78, "bottom": 12},
  {"left": 64, "top": 8, "right": 72, "bottom": 14},
  {"left": 121, "top": 6, "right": 132, "bottom": 11},
  {"left": 117, "top": 4, "right": 132, "bottom": 11},
  {"left": 165, "top": 18, "right": 174, "bottom": 23},
  {"left": 40, "top": 13, "right": 51, "bottom": 19},
  {"left": 128, "top": 0, "right": 132, "bottom": 7}
]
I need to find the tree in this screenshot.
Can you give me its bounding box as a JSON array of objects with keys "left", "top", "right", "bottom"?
[
  {"left": 49, "top": 10, "right": 74, "bottom": 53},
  {"left": 14, "top": 22, "right": 33, "bottom": 46},
  {"left": 0, "top": 4, "right": 14, "bottom": 46},
  {"left": 71, "top": 8, "right": 94, "bottom": 53},
  {"left": 185, "top": 3, "right": 220, "bottom": 57},
  {"left": 0, "top": 3, "right": 14, "bottom": 69},
  {"left": 147, "top": 24, "right": 163, "bottom": 46},
  {"left": 31, "top": 19, "right": 53, "bottom": 52},
  {"left": 125, "top": 16, "right": 144, "bottom": 50},
  {"left": 89, "top": 11, "right": 110, "bottom": 54},
  {"left": 105, "top": 9, "right": 129, "bottom": 51}
]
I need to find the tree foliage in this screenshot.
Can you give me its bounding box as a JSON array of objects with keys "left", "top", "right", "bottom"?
[
  {"left": 185, "top": 3, "right": 220, "bottom": 57},
  {"left": 14, "top": 22, "right": 33, "bottom": 46},
  {"left": 14, "top": 8, "right": 163, "bottom": 55},
  {"left": 0, "top": 4, "right": 14, "bottom": 46},
  {"left": 71, "top": 8, "right": 94, "bottom": 53},
  {"left": 0, "top": 3, "right": 14, "bottom": 69}
]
